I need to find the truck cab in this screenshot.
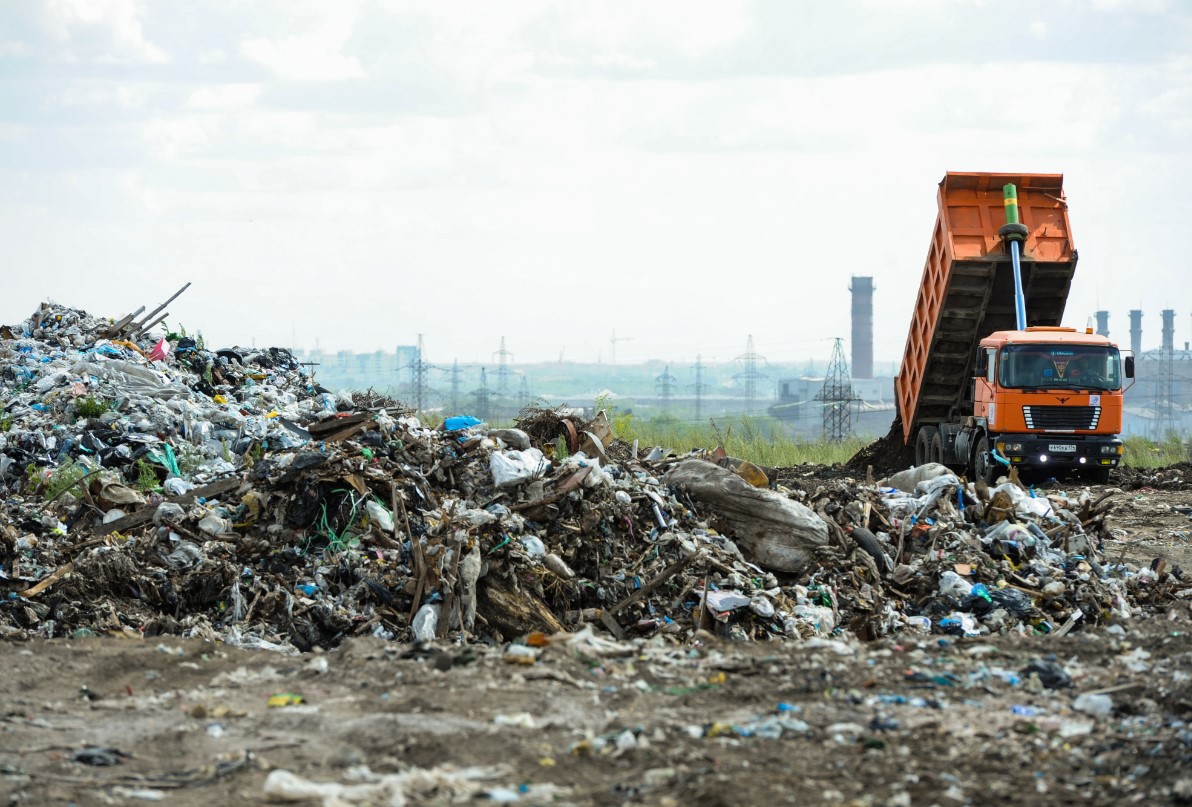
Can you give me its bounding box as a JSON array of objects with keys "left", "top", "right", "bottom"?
[{"left": 964, "top": 327, "right": 1131, "bottom": 483}]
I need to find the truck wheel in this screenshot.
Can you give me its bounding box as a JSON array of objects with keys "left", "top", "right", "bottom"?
[
  {"left": 915, "top": 426, "right": 938, "bottom": 467},
  {"left": 973, "top": 436, "right": 997, "bottom": 485},
  {"left": 930, "top": 432, "right": 945, "bottom": 465}
]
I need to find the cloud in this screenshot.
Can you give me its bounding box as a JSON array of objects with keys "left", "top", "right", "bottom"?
[
  {"left": 241, "top": 8, "right": 365, "bottom": 81},
  {"left": 564, "top": 0, "right": 752, "bottom": 57},
  {"left": 184, "top": 84, "right": 262, "bottom": 110},
  {"left": 1091, "top": 0, "right": 1169, "bottom": 11},
  {"left": 591, "top": 51, "right": 657, "bottom": 72},
  {"left": 1, "top": 0, "right": 1190, "bottom": 364},
  {"left": 58, "top": 82, "right": 152, "bottom": 110},
  {"left": 142, "top": 117, "right": 209, "bottom": 160},
  {"left": 0, "top": 41, "right": 31, "bottom": 58},
  {"left": 44, "top": 0, "right": 168, "bottom": 63}
]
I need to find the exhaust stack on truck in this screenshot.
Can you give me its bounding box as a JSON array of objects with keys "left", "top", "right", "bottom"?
[{"left": 894, "top": 172, "right": 1133, "bottom": 484}]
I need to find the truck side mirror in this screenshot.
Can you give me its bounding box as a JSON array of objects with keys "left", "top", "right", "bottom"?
[
  {"left": 975, "top": 350, "right": 988, "bottom": 375},
  {"left": 1124, "top": 354, "right": 1135, "bottom": 379}
]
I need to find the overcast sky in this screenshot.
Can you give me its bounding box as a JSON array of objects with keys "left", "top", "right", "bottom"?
[{"left": 1, "top": 0, "right": 1189, "bottom": 368}]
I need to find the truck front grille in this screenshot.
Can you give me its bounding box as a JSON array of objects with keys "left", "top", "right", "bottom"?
[{"left": 1022, "top": 405, "right": 1101, "bottom": 431}]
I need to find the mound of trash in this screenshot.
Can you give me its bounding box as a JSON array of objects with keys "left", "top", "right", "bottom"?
[{"left": 0, "top": 301, "right": 1187, "bottom": 652}]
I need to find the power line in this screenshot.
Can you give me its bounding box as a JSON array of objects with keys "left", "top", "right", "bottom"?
[
  {"left": 493, "top": 336, "right": 514, "bottom": 395},
  {"left": 815, "top": 337, "right": 858, "bottom": 442},
  {"left": 732, "top": 335, "right": 769, "bottom": 412},
  {"left": 409, "top": 334, "right": 432, "bottom": 413},
  {"left": 448, "top": 359, "right": 462, "bottom": 414},
  {"left": 655, "top": 364, "right": 678, "bottom": 412},
  {"left": 690, "top": 353, "right": 709, "bottom": 421},
  {"left": 518, "top": 373, "right": 532, "bottom": 410},
  {"left": 471, "top": 367, "right": 492, "bottom": 422}
]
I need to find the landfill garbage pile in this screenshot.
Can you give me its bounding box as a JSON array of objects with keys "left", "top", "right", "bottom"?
[{"left": 1, "top": 302, "right": 1190, "bottom": 653}]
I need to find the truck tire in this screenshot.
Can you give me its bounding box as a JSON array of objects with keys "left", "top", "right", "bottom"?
[
  {"left": 915, "top": 426, "right": 938, "bottom": 467},
  {"left": 930, "top": 431, "right": 945, "bottom": 465},
  {"left": 973, "top": 436, "right": 997, "bottom": 485},
  {"left": 849, "top": 526, "right": 891, "bottom": 575}
]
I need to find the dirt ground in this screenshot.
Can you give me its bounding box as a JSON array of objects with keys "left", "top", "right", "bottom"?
[{"left": 3, "top": 482, "right": 1192, "bottom": 806}]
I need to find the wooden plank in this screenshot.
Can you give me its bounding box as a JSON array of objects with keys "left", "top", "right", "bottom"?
[
  {"left": 607, "top": 555, "right": 693, "bottom": 615},
  {"left": 95, "top": 476, "right": 241, "bottom": 535},
  {"left": 308, "top": 413, "right": 369, "bottom": 438},
  {"left": 18, "top": 563, "right": 74, "bottom": 598}
]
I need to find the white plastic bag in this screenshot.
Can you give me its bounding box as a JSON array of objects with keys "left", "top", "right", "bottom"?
[
  {"left": 365, "top": 500, "right": 394, "bottom": 532},
  {"left": 412, "top": 603, "right": 440, "bottom": 642},
  {"left": 489, "top": 448, "right": 550, "bottom": 487}
]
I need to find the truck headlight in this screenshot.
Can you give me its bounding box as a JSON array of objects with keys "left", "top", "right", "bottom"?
[
  {"left": 1101, "top": 445, "right": 1123, "bottom": 455},
  {"left": 997, "top": 441, "right": 1024, "bottom": 454}
]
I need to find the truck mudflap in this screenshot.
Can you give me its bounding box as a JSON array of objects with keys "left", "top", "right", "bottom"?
[{"left": 988, "top": 433, "right": 1123, "bottom": 473}]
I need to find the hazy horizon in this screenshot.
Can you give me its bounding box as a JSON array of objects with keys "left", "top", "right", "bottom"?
[{"left": 2, "top": 1, "right": 1189, "bottom": 365}]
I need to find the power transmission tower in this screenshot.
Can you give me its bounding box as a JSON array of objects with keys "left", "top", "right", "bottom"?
[
  {"left": 816, "top": 337, "right": 858, "bottom": 442},
  {"left": 1153, "top": 309, "right": 1178, "bottom": 439},
  {"left": 408, "top": 334, "right": 432, "bottom": 413},
  {"left": 493, "top": 336, "right": 514, "bottom": 396},
  {"left": 655, "top": 365, "right": 677, "bottom": 413},
  {"left": 518, "top": 373, "right": 532, "bottom": 410},
  {"left": 1155, "top": 347, "right": 1177, "bottom": 439},
  {"left": 448, "top": 359, "right": 462, "bottom": 414},
  {"left": 471, "top": 368, "right": 492, "bottom": 422},
  {"left": 733, "top": 335, "right": 769, "bottom": 412},
  {"left": 690, "top": 354, "right": 709, "bottom": 420}
]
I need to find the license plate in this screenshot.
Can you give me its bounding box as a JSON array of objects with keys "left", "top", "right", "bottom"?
[{"left": 1048, "top": 443, "right": 1076, "bottom": 453}]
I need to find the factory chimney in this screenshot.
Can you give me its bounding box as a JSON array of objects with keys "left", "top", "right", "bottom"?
[
  {"left": 1162, "top": 309, "right": 1175, "bottom": 352},
  {"left": 849, "top": 275, "right": 874, "bottom": 379},
  {"left": 1094, "top": 310, "right": 1109, "bottom": 338},
  {"left": 1129, "top": 309, "right": 1143, "bottom": 357}
]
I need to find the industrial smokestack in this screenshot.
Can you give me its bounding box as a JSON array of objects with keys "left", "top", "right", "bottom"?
[
  {"left": 849, "top": 275, "right": 874, "bottom": 379},
  {"left": 1094, "top": 310, "right": 1109, "bottom": 337},
  {"left": 1162, "top": 309, "right": 1175, "bottom": 352},
  {"left": 1129, "top": 309, "right": 1143, "bottom": 357}
]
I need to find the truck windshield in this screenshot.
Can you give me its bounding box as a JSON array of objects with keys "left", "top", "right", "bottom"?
[{"left": 999, "top": 344, "right": 1122, "bottom": 390}]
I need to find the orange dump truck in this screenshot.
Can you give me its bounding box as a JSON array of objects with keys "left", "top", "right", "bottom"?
[{"left": 894, "top": 172, "right": 1134, "bottom": 483}]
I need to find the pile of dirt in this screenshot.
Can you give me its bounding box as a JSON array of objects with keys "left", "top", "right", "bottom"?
[{"left": 846, "top": 418, "right": 912, "bottom": 476}]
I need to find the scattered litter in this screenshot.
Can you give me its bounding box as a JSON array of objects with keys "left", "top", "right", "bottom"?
[{"left": 0, "top": 300, "right": 1188, "bottom": 655}]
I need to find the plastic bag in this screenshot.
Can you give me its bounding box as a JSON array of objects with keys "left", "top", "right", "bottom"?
[
  {"left": 489, "top": 448, "right": 549, "bottom": 487},
  {"left": 411, "top": 603, "right": 440, "bottom": 642},
  {"left": 365, "top": 500, "right": 394, "bottom": 532}
]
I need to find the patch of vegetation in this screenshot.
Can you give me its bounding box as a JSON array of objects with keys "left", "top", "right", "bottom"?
[
  {"left": 618, "top": 411, "right": 869, "bottom": 467},
  {"left": 134, "top": 458, "right": 159, "bottom": 492},
  {"left": 24, "top": 462, "right": 44, "bottom": 494},
  {"left": 44, "top": 460, "right": 89, "bottom": 500},
  {"left": 175, "top": 442, "right": 206, "bottom": 475},
  {"left": 1122, "top": 434, "right": 1189, "bottom": 469},
  {"left": 0, "top": 414, "right": 11, "bottom": 432},
  {"left": 74, "top": 396, "right": 110, "bottom": 418}
]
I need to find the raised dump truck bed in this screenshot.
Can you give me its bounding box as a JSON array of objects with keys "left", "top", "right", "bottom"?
[{"left": 894, "top": 172, "right": 1077, "bottom": 445}]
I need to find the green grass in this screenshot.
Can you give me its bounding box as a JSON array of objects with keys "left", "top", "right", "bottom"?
[
  {"left": 1122, "top": 434, "right": 1189, "bottom": 468},
  {"left": 618, "top": 413, "right": 868, "bottom": 467},
  {"left": 74, "top": 396, "right": 110, "bottom": 418},
  {"left": 44, "top": 460, "right": 90, "bottom": 500}
]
